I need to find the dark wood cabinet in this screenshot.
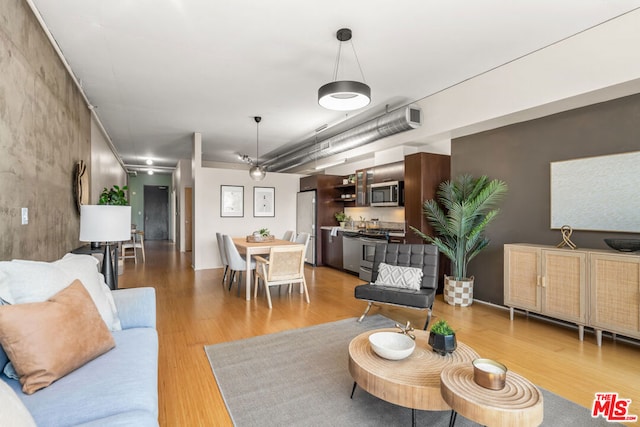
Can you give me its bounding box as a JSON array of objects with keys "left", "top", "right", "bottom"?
[
  {"left": 334, "top": 182, "right": 356, "bottom": 204},
  {"left": 404, "top": 153, "right": 451, "bottom": 292},
  {"left": 321, "top": 228, "right": 343, "bottom": 269},
  {"left": 404, "top": 153, "right": 450, "bottom": 243},
  {"left": 373, "top": 161, "right": 404, "bottom": 183}
]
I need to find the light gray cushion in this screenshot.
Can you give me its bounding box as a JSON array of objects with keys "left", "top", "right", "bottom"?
[
  {"left": 374, "top": 262, "right": 423, "bottom": 290},
  {"left": 5, "top": 328, "right": 159, "bottom": 426}
]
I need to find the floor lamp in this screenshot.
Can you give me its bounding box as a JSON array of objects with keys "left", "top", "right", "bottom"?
[{"left": 79, "top": 205, "right": 131, "bottom": 290}]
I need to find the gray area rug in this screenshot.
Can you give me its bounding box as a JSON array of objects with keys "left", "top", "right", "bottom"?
[{"left": 205, "top": 315, "right": 614, "bottom": 426}]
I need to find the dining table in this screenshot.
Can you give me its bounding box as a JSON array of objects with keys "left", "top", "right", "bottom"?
[{"left": 232, "top": 237, "right": 305, "bottom": 301}]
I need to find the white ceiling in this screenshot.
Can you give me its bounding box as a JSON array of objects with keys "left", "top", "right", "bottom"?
[{"left": 30, "top": 0, "right": 640, "bottom": 173}]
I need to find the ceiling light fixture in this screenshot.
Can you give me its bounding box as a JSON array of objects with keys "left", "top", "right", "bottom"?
[
  {"left": 318, "top": 28, "right": 371, "bottom": 111},
  {"left": 147, "top": 170, "right": 154, "bottom": 175},
  {"left": 146, "top": 159, "right": 153, "bottom": 165},
  {"left": 249, "top": 116, "right": 266, "bottom": 181}
]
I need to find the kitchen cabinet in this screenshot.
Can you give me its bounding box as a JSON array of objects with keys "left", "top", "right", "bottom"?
[
  {"left": 372, "top": 161, "right": 404, "bottom": 183},
  {"left": 504, "top": 244, "right": 640, "bottom": 346},
  {"left": 403, "top": 152, "right": 450, "bottom": 292},
  {"left": 589, "top": 252, "right": 640, "bottom": 345},
  {"left": 334, "top": 182, "right": 356, "bottom": 204},
  {"left": 355, "top": 168, "right": 373, "bottom": 206},
  {"left": 321, "top": 228, "right": 343, "bottom": 270},
  {"left": 403, "top": 153, "right": 451, "bottom": 244},
  {"left": 504, "top": 244, "right": 587, "bottom": 339}
]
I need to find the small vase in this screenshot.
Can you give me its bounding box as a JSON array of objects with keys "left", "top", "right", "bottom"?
[{"left": 428, "top": 332, "right": 457, "bottom": 356}]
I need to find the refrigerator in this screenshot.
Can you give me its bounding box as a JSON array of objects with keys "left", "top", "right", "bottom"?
[{"left": 296, "top": 191, "right": 316, "bottom": 265}]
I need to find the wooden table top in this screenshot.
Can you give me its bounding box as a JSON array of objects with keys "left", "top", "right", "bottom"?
[
  {"left": 440, "top": 364, "right": 543, "bottom": 426},
  {"left": 348, "top": 328, "right": 479, "bottom": 411},
  {"left": 232, "top": 237, "right": 301, "bottom": 252}
]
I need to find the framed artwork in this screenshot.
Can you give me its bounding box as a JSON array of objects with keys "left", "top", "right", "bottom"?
[
  {"left": 220, "top": 185, "right": 244, "bottom": 217},
  {"left": 254, "top": 187, "right": 275, "bottom": 217}
]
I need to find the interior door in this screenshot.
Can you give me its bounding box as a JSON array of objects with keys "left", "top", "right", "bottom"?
[{"left": 144, "top": 185, "right": 169, "bottom": 240}]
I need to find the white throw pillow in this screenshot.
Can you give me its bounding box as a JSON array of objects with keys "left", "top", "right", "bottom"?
[
  {"left": 53, "top": 254, "right": 121, "bottom": 331},
  {"left": 0, "top": 379, "right": 37, "bottom": 426},
  {"left": 374, "top": 263, "right": 423, "bottom": 291},
  {"left": 0, "top": 254, "right": 121, "bottom": 331}
]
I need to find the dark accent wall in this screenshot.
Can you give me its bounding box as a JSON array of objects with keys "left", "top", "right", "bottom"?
[
  {"left": 452, "top": 93, "right": 640, "bottom": 305},
  {"left": 0, "top": 0, "right": 90, "bottom": 261}
]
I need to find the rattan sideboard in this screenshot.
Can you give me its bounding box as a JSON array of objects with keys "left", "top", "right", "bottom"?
[{"left": 504, "top": 243, "right": 640, "bottom": 346}]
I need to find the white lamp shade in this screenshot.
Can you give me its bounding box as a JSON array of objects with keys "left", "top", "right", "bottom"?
[
  {"left": 318, "top": 80, "right": 371, "bottom": 111},
  {"left": 79, "top": 205, "right": 132, "bottom": 242}
]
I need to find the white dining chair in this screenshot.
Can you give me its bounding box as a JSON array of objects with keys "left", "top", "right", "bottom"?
[
  {"left": 223, "top": 234, "right": 256, "bottom": 296},
  {"left": 216, "top": 232, "right": 229, "bottom": 286},
  {"left": 282, "top": 230, "right": 296, "bottom": 242}
]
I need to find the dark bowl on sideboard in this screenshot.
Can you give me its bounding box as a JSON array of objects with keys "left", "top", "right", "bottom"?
[{"left": 604, "top": 238, "right": 640, "bottom": 252}]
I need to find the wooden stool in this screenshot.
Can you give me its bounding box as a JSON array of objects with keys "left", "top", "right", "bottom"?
[{"left": 440, "top": 363, "right": 543, "bottom": 426}]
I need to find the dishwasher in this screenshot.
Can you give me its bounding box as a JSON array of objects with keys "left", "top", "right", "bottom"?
[
  {"left": 342, "top": 233, "right": 362, "bottom": 274},
  {"left": 359, "top": 236, "right": 387, "bottom": 282}
]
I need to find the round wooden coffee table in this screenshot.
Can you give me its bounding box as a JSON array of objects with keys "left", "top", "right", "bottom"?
[
  {"left": 348, "top": 328, "right": 479, "bottom": 423},
  {"left": 440, "top": 363, "right": 544, "bottom": 426}
]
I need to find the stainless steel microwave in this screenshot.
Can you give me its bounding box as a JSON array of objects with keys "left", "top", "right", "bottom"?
[{"left": 370, "top": 181, "right": 404, "bottom": 207}]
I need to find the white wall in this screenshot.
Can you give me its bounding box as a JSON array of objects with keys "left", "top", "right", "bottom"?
[
  {"left": 90, "top": 115, "right": 127, "bottom": 203},
  {"left": 192, "top": 137, "right": 301, "bottom": 270}
]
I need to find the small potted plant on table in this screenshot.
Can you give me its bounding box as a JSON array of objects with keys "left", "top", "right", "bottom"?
[{"left": 428, "top": 319, "right": 457, "bottom": 355}]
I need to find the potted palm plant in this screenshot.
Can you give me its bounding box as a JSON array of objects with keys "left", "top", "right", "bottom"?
[{"left": 411, "top": 175, "right": 507, "bottom": 306}]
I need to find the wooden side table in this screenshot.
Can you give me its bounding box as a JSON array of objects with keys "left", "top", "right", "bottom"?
[{"left": 440, "top": 363, "right": 543, "bottom": 426}]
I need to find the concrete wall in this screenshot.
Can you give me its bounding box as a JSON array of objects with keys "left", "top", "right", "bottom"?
[
  {"left": 0, "top": 0, "right": 90, "bottom": 261},
  {"left": 452, "top": 93, "right": 640, "bottom": 305}
]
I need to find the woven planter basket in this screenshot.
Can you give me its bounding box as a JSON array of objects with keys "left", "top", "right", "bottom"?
[{"left": 444, "top": 275, "right": 474, "bottom": 307}]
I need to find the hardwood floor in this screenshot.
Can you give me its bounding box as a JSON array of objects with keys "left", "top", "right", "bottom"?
[{"left": 118, "top": 241, "right": 640, "bottom": 426}]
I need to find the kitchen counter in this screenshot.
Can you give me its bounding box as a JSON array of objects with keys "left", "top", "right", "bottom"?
[{"left": 319, "top": 226, "right": 406, "bottom": 238}]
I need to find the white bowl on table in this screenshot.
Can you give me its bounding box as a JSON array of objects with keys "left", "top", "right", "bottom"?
[{"left": 368, "top": 331, "right": 416, "bottom": 360}]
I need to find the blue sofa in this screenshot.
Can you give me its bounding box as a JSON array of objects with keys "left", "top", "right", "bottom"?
[{"left": 0, "top": 287, "right": 159, "bottom": 426}]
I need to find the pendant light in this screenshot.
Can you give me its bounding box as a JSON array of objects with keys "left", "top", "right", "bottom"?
[
  {"left": 318, "top": 28, "right": 371, "bottom": 111},
  {"left": 249, "top": 116, "right": 266, "bottom": 181}
]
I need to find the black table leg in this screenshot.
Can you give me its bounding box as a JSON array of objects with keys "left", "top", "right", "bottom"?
[
  {"left": 350, "top": 382, "right": 357, "bottom": 399},
  {"left": 412, "top": 408, "right": 416, "bottom": 427},
  {"left": 448, "top": 409, "right": 457, "bottom": 427}
]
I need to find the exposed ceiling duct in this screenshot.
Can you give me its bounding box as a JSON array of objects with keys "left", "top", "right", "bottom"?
[{"left": 262, "top": 104, "right": 422, "bottom": 172}]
